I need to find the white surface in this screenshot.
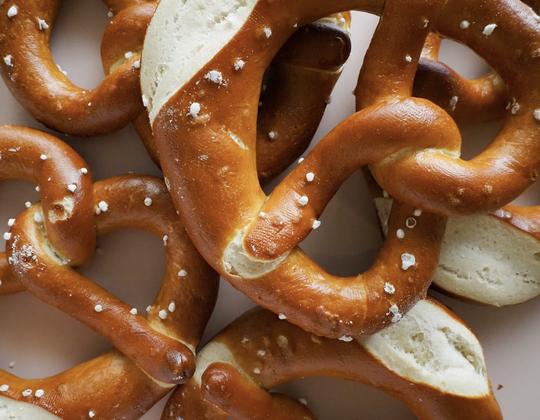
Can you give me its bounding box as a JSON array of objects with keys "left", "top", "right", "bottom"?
[{"left": 0, "top": 3, "right": 538, "bottom": 419}]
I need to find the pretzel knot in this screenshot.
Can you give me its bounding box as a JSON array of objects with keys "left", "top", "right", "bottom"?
[
  {"left": 162, "top": 300, "right": 501, "bottom": 420},
  {"left": 0, "top": 128, "right": 218, "bottom": 416}
]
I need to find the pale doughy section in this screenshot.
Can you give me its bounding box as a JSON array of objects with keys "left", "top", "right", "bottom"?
[
  {"left": 360, "top": 300, "right": 489, "bottom": 397},
  {"left": 141, "top": 0, "right": 258, "bottom": 123},
  {"left": 0, "top": 396, "right": 60, "bottom": 419},
  {"left": 375, "top": 198, "right": 540, "bottom": 305}
]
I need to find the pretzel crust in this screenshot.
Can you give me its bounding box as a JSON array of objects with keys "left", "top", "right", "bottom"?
[
  {"left": 0, "top": 176, "right": 218, "bottom": 418},
  {"left": 163, "top": 299, "right": 501, "bottom": 420}
]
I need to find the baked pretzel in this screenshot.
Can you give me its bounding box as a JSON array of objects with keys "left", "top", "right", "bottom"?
[
  {"left": 0, "top": 175, "right": 218, "bottom": 418},
  {"left": 375, "top": 195, "right": 540, "bottom": 306},
  {"left": 163, "top": 299, "right": 501, "bottom": 420},
  {"left": 0, "top": 0, "right": 145, "bottom": 136},
  {"left": 141, "top": 0, "right": 539, "bottom": 337},
  {"left": 100, "top": 4, "right": 351, "bottom": 176}
]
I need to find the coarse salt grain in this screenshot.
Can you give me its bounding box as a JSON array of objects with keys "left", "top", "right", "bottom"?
[
  {"left": 305, "top": 172, "right": 315, "bottom": 183},
  {"left": 338, "top": 335, "right": 353, "bottom": 342},
  {"left": 278, "top": 313, "right": 287, "bottom": 320},
  {"left": 189, "top": 102, "right": 201, "bottom": 118},
  {"left": 234, "top": 58, "right": 245, "bottom": 71},
  {"left": 401, "top": 253, "right": 416, "bottom": 270},
  {"left": 384, "top": 282, "right": 396, "bottom": 295},
  {"left": 159, "top": 309, "right": 168, "bottom": 320},
  {"left": 3, "top": 55, "right": 13, "bottom": 67},
  {"left": 298, "top": 195, "right": 309, "bottom": 206},
  {"left": 94, "top": 304, "right": 103, "bottom": 313},
  {"left": 37, "top": 18, "right": 49, "bottom": 30},
  {"left": 482, "top": 23, "right": 497, "bottom": 37},
  {"left": 144, "top": 197, "right": 152, "bottom": 207},
  {"left": 7, "top": 5, "right": 18, "bottom": 18},
  {"left": 312, "top": 220, "right": 321, "bottom": 230},
  {"left": 459, "top": 20, "right": 470, "bottom": 29}
]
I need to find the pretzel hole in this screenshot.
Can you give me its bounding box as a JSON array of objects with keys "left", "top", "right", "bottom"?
[
  {"left": 439, "top": 39, "right": 490, "bottom": 79},
  {"left": 0, "top": 292, "right": 105, "bottom": 378},
  {"left": 79, "top": 229, "right": 164, "bottom": 313},
  {"left": 50, "top": 1, "right": 109, "bottom": 88},
  {"left": 262, "top": 172, "right": 382, "bottom": 276},
  {"left": 0, "top": 180, "right": 38, "bottom": 237}
]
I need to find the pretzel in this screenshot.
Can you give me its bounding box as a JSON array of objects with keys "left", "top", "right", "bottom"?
[
  {"left": 0, "top": 175, "right": 218, "bottom": 418},
  {"left": 0, "top": 1, "right": 145, "bottom": 136},
  {"left": 162, "top": 298, "right": 501, "bottom": 420},
  {"left": 375, "top": 195, "right": 540, "bottom": 306},
  {"left": 137, "top": 0, "right": 446, "bottom": 338},
  {"left": 100, "top": 4, "right": 351, "bottom": 176}
]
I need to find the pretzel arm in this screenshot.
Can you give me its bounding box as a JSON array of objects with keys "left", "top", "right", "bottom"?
[
  {"left": 0, "top": 1, "right": 143, "bottom": 136},
  {"left": 163, "top": 300, "right": 501, "bottom": 420}
]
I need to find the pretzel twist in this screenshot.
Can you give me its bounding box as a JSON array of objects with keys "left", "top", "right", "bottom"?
[
  {"left": 0, "top": 126, "right": 95, "bottom": 266},
  {"left": 0, "top": 175, "right": 218, "bottom": 418},
  {"left": 163, "top": 299, "right": 501, "bottom": 420},
  {"left": 141, "top": 0, "right": 539, "bottom": 337}
]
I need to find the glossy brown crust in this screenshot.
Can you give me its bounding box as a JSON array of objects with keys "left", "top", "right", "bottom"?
[
  {"left": 255, "top": 15, "right": 352, "bottom": 180},
  {"left": 0, "top": 0, "right": 145, "bottom": 136},
  {"left": 163, "top": 301, "right": 501, "bottom": 420},
  {"left": 370, "top": 0, "right": 540, "bottom": 215},
  {"left": 3, "top": 176, "right": 218, "bottom": 390},
  {"left": 151, "top": 0, "right": 447, "bottom": 338},
  {"left": 493, "top": 205, "right": 540, "bottom": 240},
  {"left": 0, "top": 125, "right": 95, "bottom": 265},
  {"left": 102, "top": 5, "right": 352, "bottom": 172}
]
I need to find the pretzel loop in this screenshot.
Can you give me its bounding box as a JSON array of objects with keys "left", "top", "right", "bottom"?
[
  {"left": 0, "top": 0, "right": 144, "bottom": 136},
  {"left": 371, "top": 0, "right": 540, "bottom": 215},
  {"left": 1, "top": 175, "right": 218, "bottom": 418},
  {"left": 5, "top": 176, "right": 218, "bottom": 385},
  {"left": 0, "top": 126, "right": 95, "bottom": 266}
]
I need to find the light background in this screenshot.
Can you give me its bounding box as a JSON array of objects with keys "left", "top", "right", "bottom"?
[{"left": 0, "top": 3, "right": 538, "bottom": 419}]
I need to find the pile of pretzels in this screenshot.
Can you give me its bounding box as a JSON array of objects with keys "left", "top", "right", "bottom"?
[{"left": 0, "top": 0, "right": 538, "bottom": 418}]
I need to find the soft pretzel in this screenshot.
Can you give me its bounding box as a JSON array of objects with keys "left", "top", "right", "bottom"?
[
  {"left": 141, "top": 0, "right": 539, "bottom": 337},
  {"left": 162, "top": 299, "right": 501, "bottom": 420},
  {"left": 0, "top": 1, "right": 145, "bottom": 136},
  {"left": 100, "top": 3, "right": 351, "bottom": 174},
  {"left": 375, "top": 197, "right": 540, "bottom": 306},
  {"left": 140, "top": 0, "right": 452, "bottom": 338},
  {"left": 5, "top": 174, "right": 217, "bottom": 385},
  {"left": 0, "top": 175, "right": 218, "bottom": 418}
]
